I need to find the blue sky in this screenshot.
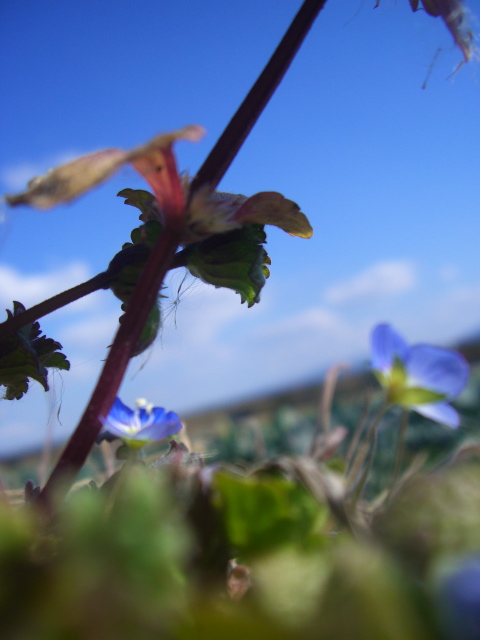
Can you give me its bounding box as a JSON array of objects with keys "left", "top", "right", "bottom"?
[{"left": 0, "top": 0, "right": 479, "bottom": 456}]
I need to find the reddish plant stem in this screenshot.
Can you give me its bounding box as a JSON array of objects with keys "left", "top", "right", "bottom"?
[
  {"left": 0, "top": 272, "right": 112, "bottom": 341},
  {"left": 38, "top": 230, "right": 180, "bottom": 506},
  {"left": 39, "top": 0, "right": 328, "bottom": 508},
  {"left": 0, "top": 250, "right": 187, "bottom": 340}
]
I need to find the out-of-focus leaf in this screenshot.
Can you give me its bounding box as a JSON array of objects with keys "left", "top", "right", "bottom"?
[
  {"left": 0, "top": 468, "right": 191, "bottom": 638},
  {"left": 212, "top": 472, "right": 325, "bottom": 557},
  {"left": 5, "top": 125, "right": 205, "bottom": 210},
  {"left": 235, "top": 192, "right": 313, "bottom": 239},
  {"left": 0, "top": 301, "right": 70, "bottom": 400},
  {"left": 185, "top": 188, "right": 313, "bottom": 242},
  {"left": 372, "top": 463, "right": 480, "bottom": 578},
  {"left": 176, "top": 602, "right": 296, "bottom": 640},
  {"left": 251, "top": 547, "right": 329, "bottom": 626},
  {"left": 314, "top": 539, "right": 432, "bottom": 640},
  {"left": 118, "top": 188, "right": 161, "bottom": 224},
  {"left": 183, "top": 224, "right": 271, "bottom": 307}
]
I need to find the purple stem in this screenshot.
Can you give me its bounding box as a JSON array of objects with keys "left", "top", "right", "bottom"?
[
  {"left": 0, "top": 272, "right": 112, "bottom": 341},
  {"left": 39, "top": 230, "right": 180, "bottom": 506}
]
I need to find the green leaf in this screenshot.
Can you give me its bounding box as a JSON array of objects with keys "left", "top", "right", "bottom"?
[
  {"left": 0, "top": 301, "right": 70, "bottom": 400},
  {"left": 130, "top": 219, "right": 163, "bottom": 249},
  {"left": 119, "top": 300, "right": 161, "bottom": 357},
  {"left": 109, "top": 244, "right": 151, "bottom": 303},
  {"left": 183, "top": 224, "right": 271, "bottom": 307},
  {"left": 212, "top": 472, "right": 324, "bottom": 557},
  {"left": 108, "top": 242, "right": 162, "bottom": 357},
  {"left": 118, "top": 188, "right": 160, "bottom": 223},
  {"left": 41, "top": 351, "right": 70, "bottom": 370}
]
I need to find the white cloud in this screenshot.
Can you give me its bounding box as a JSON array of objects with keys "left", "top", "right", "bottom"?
[
  {"left": 0, "top": 261, "right": 93, "bottom": 310},
  {"left": 1, "top": 151, "right": 81, "bottom": 192},
  {"left": 152, "top": 277, "right": 260, "bottom": 356},
  {"left": 415, "top": 282, "right": 480, "bottom": 344},
  {"left": 324, "top": 260, "right": 416, "bottom": 305},
  {"left": 127, "top": 298, "right": 364, "bottom": 413},
  {"left": 59, "top": 310, "right": 120, "bottom": 349},
  {"left": 438, "top": 264, "right": 459, "bottom": 283}
]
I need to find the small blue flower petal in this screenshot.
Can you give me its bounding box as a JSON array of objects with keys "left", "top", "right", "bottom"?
[
  {"left": 412, "top": 401, "right": 460, "bottom": 428},
  {"left": 370, "top": 323, "right": 469, "bottom": 428},
  {"left": 371, "top": 323, "right": 409, "bottom": 371},
  {"left": 406, "top": 345, "right": 469, "bottom": 398},
  {"left": 147, "top": 406, "right": 168, "bottom": 426},
  {"left": 107, "top": 397, "right": 137, "bottom": 429},
  {"left": 101, "top": 421, "right": 134, "bottom": 438},
  {"left": 100, "top": 398, "right": 182, "bottom": 444},
  {"left": 436, "top": 556, "right": 480, "bottom": 640},
  {"left": 137, "top": 411, "right": 182, "bottom": 441}
]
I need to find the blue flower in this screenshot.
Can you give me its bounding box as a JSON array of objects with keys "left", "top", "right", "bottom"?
[
  {"left": 370, "top": 323, "right": 469, "bottom": 428},
  {"left": 100, "top": 397, "right": 182, "bottom": 449},
  {"left": 434, "top": 555, "right": 480, "bottom": 640}
]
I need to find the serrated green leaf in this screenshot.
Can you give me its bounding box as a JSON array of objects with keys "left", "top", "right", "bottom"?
[
  {"left": 118, "top": 188, "right": 160, "bottom": 223},
  {"left": 41, "top": 351, "right": 70, "bottom": 371},
  {"left": 184, "top": 225, "right": 271, "bottom": 307},
  {"left": 32, "top": 335, "right": 62, "bottom": 358},
  {"left": 4, "top": 378, "right": 29, "bottom": 401},
  {"left": 0, "top": 301, "right": 70, "bottom": 400},
  {"left": 0, "top": 338, "right": 46, "bottom": 399}
]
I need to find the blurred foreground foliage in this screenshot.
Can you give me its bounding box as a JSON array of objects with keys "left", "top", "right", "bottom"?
[
  {"left": 1, "top": 355, "right": 479, "bottom": 639},
  {"left": 1, "top": 453, "right": 480, "bottom": 639}
]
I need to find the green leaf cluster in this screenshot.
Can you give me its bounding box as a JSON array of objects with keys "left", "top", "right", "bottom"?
[
  {"left": 182, "top": 224, "right": 271, "bottom": 307},
  {"left": 0, "top": 469, "right": 189, "bottom": 640},
  {"left": 0, "top": 301, "right": 70, "bottom": 400},
  {"left": 108, "top": 194, "right": 165, "bottom": 356},
  {"left": 3, "top": 457, "right": 480, "bottom": 639},
  {"left": 212, "top": 472, "right": 327, "bottom": 557},
  {"left": 114, "top": 189, "right": 272, "bottom": 327}
]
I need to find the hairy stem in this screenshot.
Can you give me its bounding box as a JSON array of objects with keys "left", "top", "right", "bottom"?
[
  {"left": 39, "top": 0, "right": 328, "bottom": 509},
  {"left": 38, "top": 230, "right": 180, "bottom": 508},
  {"left": 0, "top": 272, "right": 112, "bottom": 341},
  {"left": 0, "top": 246, "right": 187, "bottom": 340}
]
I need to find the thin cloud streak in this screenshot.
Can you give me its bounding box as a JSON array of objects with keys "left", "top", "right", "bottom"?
[
  {"left": 0, "top": 261, "right": 92, "bottom": 310},
  {"left": 1, "top": 258, "right": 479, "bottom": 455},
  {"left": 324, "top": 260, "right": 417, "bottom": 305}
]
